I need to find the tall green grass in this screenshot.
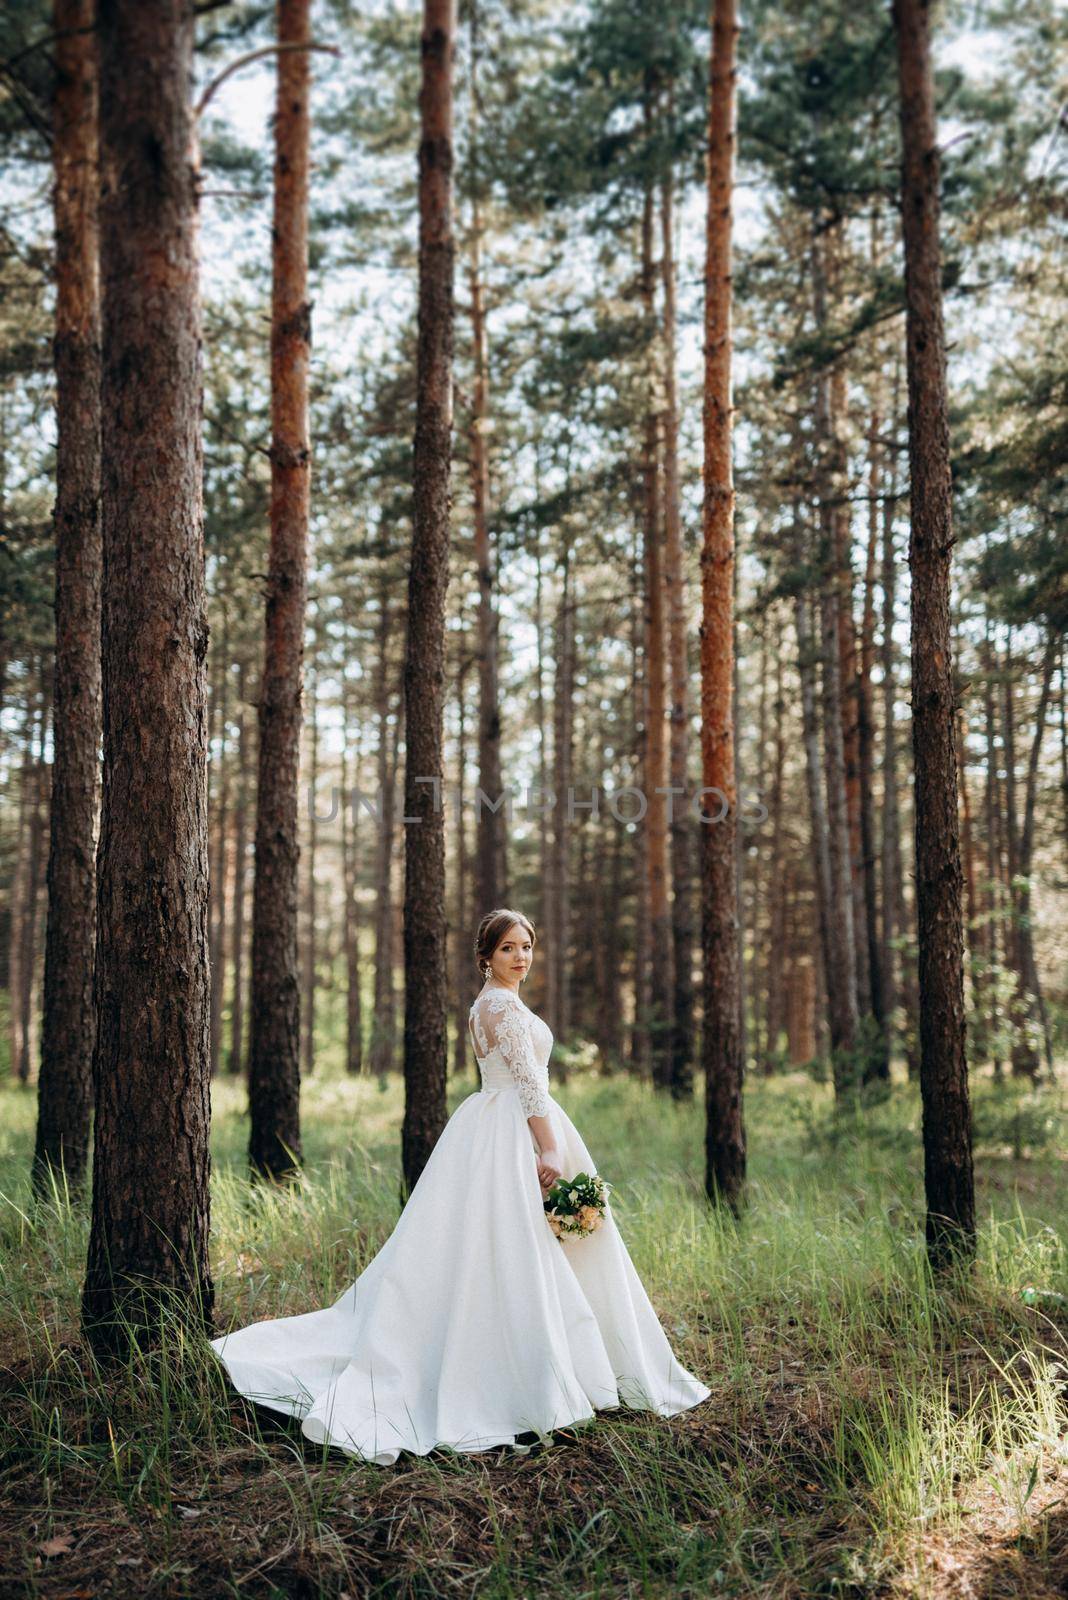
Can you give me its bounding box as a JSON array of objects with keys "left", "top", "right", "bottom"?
[{"left": 0, "top": 1062, "right": 1065, "bottom": 1597}]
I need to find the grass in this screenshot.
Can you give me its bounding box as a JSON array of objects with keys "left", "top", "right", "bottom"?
[{"left": 1, "top": 1060, "right": 1067, "bottom": 1597}]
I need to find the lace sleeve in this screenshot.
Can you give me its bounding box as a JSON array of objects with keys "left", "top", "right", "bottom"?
[{"left": 476, "top": 990, "right": 552, "bottom": 1118}]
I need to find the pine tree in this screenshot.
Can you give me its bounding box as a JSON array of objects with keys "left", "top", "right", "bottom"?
[{"left": 82, "top": 0, "right": 214, "bottom": 1354}]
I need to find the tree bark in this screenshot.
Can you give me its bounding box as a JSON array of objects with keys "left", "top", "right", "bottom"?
[
  {"left": 812, "top": 234, "right": 860, "bottom": 1091},
  {"left": 640, "top": 176, "right": 673, "bottom": 1092},
  {"left": 660, "top": 152, "right": 695, "bottom": 1102},
  {"left": 893, "top": 0, "right": 975, "bottom": 1271},
  {"left": 880, "top": 380, "right": 903, "bottom": 1064},
  {"left": 228, "top": 659, "right": 251, "bottom": 1074},
  {"left": 34, "top": 0, "right": 102, "bottom": 1196},
  {"left": 1015, "top": 629, "right": 1057, "bottom": 1075},
  {"left": 342, "top": 678, "right": 364, "bottom": 1076},
  {"left": 981, "top": 628, "right": 1003, "bottom": 1075},
  {"left": 369, "top": 589, "right": 399, "bottom": 1078},
  {"left": 18, "top": 678, "right": 50, "bottom": 1086},
  {"left": 248, "top": 0, "right": 312, "bottom": 1179},
  {"left": 549, "top": 538, "right": 575, "bottom": 1053},
  {"left": 451, "top": 647, "right": 471, "bottom": 1079},
  {"left": 859, "top": 410, "right": 888, "bottom": 1079},
  {"left": 301, "top": 660, "right": 318, "bottom": 1077},
  {"left": 701, "top": 0, "right": 745, "bottom": 1210},
  {"left": 82, "top": 0, "right": 214, "bottom": 1353},
  {"left": 763, "top": 636, "right": 787, "bottom": 1068},
  {"left": 794, "top": 577, "right": 834, "bottom": 1066},
  {"left": 401, "top": 0, "right": 455, "bottom": 1198},
  {"left": 208, "top": 621, "right": 229, "bottom": 1078}
]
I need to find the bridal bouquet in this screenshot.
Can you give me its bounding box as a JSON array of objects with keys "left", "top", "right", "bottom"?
[{"left": 543, "top": 1171, "right": 611, "bottom": 1239}]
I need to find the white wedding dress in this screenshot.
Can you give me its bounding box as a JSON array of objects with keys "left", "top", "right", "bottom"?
[{"left": 209, "top": 982, "right": 710, "bottom": 1464}]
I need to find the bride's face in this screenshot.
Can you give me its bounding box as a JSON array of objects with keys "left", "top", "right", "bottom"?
[{"left": 488, "top": 924, "right": 533, "bottom": 984}]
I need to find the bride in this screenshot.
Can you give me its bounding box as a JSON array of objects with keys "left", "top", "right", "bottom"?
[{"left": 209, "top": 908, "right": 710, "bottom": 1464}]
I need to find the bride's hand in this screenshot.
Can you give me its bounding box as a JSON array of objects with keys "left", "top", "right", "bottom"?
[{"left": 536, "top": 1149, "right": 564, "bottom": 1196}]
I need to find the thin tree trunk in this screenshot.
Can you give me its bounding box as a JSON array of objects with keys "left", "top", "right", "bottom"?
[
  {"left": 640, "top": 174, "right": 673, "bottom": 1091},
  {"left": 701, "top": 0, "right": 745, "bottom": 1210},
  {"left": 452, "top": 649, "right": 470, "bottom": 1079},
  {"left": 794, "top": 579, "right": 834, "bottom": 1052},
  {"left": 228, "top": 660, "right": 251, "bottom": 1075},
  {"left": 534, "top": 526, "right": 554, "bottom": 1018},
  {"left": 342, "top": 682, "right": 364, "bottom": 1076},
  {"left": 82, "top": 0, "right": 214, "bottom": 1353},
  {"left": 812, "top": 234, "right": 859, "bottom": 1091},
  {"left": 35, "top": 0, "right": 102, "bottom": 1194},
  {"left": 981, "top": 629, "right": 1003, "bottom": 1075},
  {"left": 370, "top": 593, "right": 399, "bottom": 1077},
  {"left": 549, "top": 539, "right": 575, "bottom": 1054},
  {"left": 401, "top": 0, "right": 455, "bottom": 1198},
  {"left": 248, "top": 0, "right": 312, "bottom": 1179},
  {"left": 1016, "top": 629, "right": 1058, "bottom": 1075},
  {"left": 301, "top": 661, "right": 318, "bottom": 1077},
  {"left": 827, "top": 233, "right": 870, "bottom": 1028},
  {"left": 629, "top": 527, "right": 651, "bottom": 1077},
  {"left": 660, "top": 147, "right": 695, "bottom": 1102},
  {"left": 859, "top": 413, "right": 888, "bottom": 1079},
  {"left": 893, "top": 0, "right": 975, "bottom": 1271},
  {"left": 209, "top": 622, "right": 229, "bottom": 1078},
  {"left": 18, "top": 676, "right": 49, "bottom": 1085},
  {"left": 763, "top": 637, "right": 787, "bottom": 1068},
  {"left": 1000, "top": 632, "right": 1038, "bottom": 1078},
  {"left": 880, "top": 380, "right": 903, "bottom": 1066},
  {"left": 467, "top": 2, "right": 506, "bottom": 915}
]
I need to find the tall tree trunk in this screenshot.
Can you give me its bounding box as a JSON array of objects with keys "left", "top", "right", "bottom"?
[
  {"left": 1016, "top": 629, "right": 1057, "bottom": 1075},
  {"left": 467, "top": 3, "right": 506, "bottom": 915},
  {"left": 342, "top": 681, "right": 364, "bottom": 1076},
  {"left": 248, "top": 0, "right": 312, "bottom": 1179},
  {"left": 999, "top": 632, "right": 1040, "bottom": 1079},
  {"left": 880, "top": 381, "right": 903, "bottom": 1064},
  {"left": 82, "top": 0, "right": 214, "bottom": 1353},
  {"left": 301, "top": 660, "right": 318, "bottom": 1077},
  {"left": 370, "top": 592, "right": 399, "bottom": 1077},
  {"left": 763, "top": 637, "right": 787, "bottom": 1068},
  {"left": 18, "top": 676, "right": 49, "bottom": 1085},
  {"left": 640, "top": 175, "right": 673, "bottom": 1092},
  {"left": 660, "top": 148, "right": 695, "bottom": 1102},
  {"left": 228, "top": 660, "right": 251, "bottom": 1075},
  {"left": 629, "top": 527, "right": 651, "bottom": 1077},
  {"left": 859, "top": 410, "right": 888, "bottom": 1080},
  {"left": 209, "top": 622, "right": 229, "bottom": 1078},
  {"left": 981, "top": 629, "right": 1003, "bottom": 1075},
  {"left": 701, "top": 0, "right": 745, "bottom": 1210},
  {"left": 825, "top": 231, "right": 871, "bottom": 1031},
  {"left": 794, "top": 579, "right": 834, "bottom": 1057},
  {"left": 549, "top": 541, "right": 575, "bottom": 1053},
  {"left": 812, "top": 236, "right": 859, "bottom": 1092},
  {"left": 35, "top": 0, "right": 102, "bottom": 1195},
  {"left": 534, "top": 526, "right": 554, "bottom": 1017},
  {"left": 452, "top": 649, "right": 471, "bottom": 1079},
  {"left": 893, "top": 0, "right": 975, "bottom": 1271},
  {"left": 401, "top": 0, "right": 455, "bottom": 1198}
]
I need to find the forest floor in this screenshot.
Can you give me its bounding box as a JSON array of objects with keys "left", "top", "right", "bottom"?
[{"left": 1, "top": 1059, "right": 1066, "bottom": 1598}]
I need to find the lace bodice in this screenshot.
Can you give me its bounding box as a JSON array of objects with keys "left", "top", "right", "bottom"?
[{"left": 468, "top": 985, "right": 553, "bottom": 1118}]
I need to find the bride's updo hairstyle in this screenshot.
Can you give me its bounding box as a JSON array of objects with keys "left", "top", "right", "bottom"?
[{"left": 475, "top": 908, "right": 536, "bottom": 981}]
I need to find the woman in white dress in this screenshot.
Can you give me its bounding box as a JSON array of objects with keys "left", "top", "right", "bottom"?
[{"left": 209, "top": 908, "right": 710, "bottom": 1465}]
